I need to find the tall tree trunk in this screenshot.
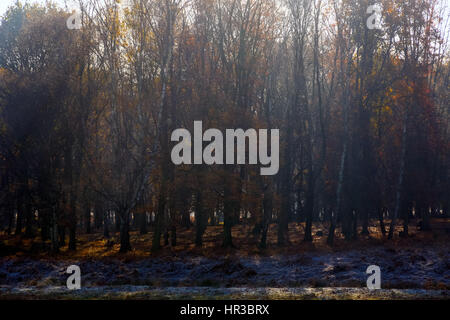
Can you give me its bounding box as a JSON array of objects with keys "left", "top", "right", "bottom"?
[
  {"left": 420, "top": 206, "right": 432, "bottom": 231},
  {"left": 68, "top": 224, "right": 76, "bottom": 250},
  {"left": 152, "top": 188, "right": 165, "bottom": 251},
  {"left": 352, "top": 210, "right": 358, "bottom": 240},
  {"left": 115, "top": 212, "right": 121, "bottom": 232},
  {"left": 222, "top": 173, "right": 235, "bottom": 248},
  {"left": 85, "top": 205, "right": 91, "bottom": 234},
  {"left": 260, "top": 182, "right": 273, "bottom": 249},
  {"left": 194, "top": 191, "right": 206, "bottom": 247},
  {"left": 164, "top": 228, "right": 169, "bottom": 246},
  {"left": 69, "top": 192, "right": 78, "bottom": 251},
  {"left": 151, "top": 0, "right": 178, "bottom": 252},
  {"left": 15, "top": 199, "right": 22, "bottom": 235},
  {"left": 181, "top": 209, "right": 191, "bottom": 229},
  {"left": 278, "top": 126, "right": 292, "bottom": 246},
  {"left": 94, "top": 202, "right": 103, "bottom": 230},
  {"left": 222, "top": 211, "right": 234, "bottom": 248},
  {"left": 7, "top": 202, "right": 14, "bottom": 235},
  {"left": 119, "top": 209, "right": 131, "bottom": 253},
  {"left": 401, "top": 205, "right": 409, "bottom": 237},
  {"left": 170, "top": 225, "right": 176, "bottom": 247},
  {"left": 327, "top": 142, "right": 347, "bottom": 246},
  {"left": 304, "top": 168, "right": 315, "bottom": 242},
  {"left": 50, "top": 206, "right": 59, "bottom": 254},
  {"left": 40, "top": 208, "right": 49, "bottom": 241},
  {"left": 388, "top": 113, "right": 408, "bottom": 239},
  {"left": 139, "top": 212, "right": 147, "bottom": 235},
  {"left": 361, "top": 210, "right": 370, "bottom": 235},
  {"left": 103, "top": 210, "right": 110, "bottom": 238},
  {"left": 68, "top": 191, "right": 77, "bottom": 251},
  {"left": 23, "top": 175, "right": 34, "bottom": 238},
  {"left": 24, "top": 199, "right": 34, "bottom": 238},
  {"left": 378, "top": 207, "right": 386, "bottom": 236},
  {"left": 59, "top": 225, "right": 66, "bottom": 246}
]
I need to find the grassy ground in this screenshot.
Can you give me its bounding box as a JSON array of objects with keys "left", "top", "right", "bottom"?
[
  {"left": 0, "top": 218, "right": 449, "bottom": 300},
  {"left": 1, "top": 286, "right": 449, "bottom": 300},
  {"left": 1, "top": 218, "right": 449, "bottom": 260}
]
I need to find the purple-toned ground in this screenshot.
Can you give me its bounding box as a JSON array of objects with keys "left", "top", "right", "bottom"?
[{"left": 0, "top": 244, "right": 449, "bottom": 299}]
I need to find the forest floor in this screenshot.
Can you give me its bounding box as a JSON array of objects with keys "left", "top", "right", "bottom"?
[{"left": 0, "top": 218, "right": 449, "bottom": 299}]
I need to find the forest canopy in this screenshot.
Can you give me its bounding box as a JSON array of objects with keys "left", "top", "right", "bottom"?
[{"left": 0, "top": 0, "right": 448, "bottom": 254}]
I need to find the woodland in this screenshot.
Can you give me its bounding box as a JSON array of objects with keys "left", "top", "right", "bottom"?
[{"left": 0, "top": 0, "right": 449, "bottom": 299}]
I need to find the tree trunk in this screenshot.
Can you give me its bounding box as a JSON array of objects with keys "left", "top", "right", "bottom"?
[
  {"left": 85, "top": 205, "right": 91, "bottom": 234},
  {"left": 68, "top": 191, "right": 77, "bottom": 251},
  {"left": 378, "top": 207, "right": 386, "bottom": 236},
  {"left": 388, "top": 113, "right": 408, "bottom": 239},
  {"left": 50, "top": 207, "right": 59, "bottom": 254},
  {"left": 170, "top": 225, "right": 176, "bottom": 247},
  {"left": 15, "top": 200, "right": 22, "bottom": 235},
  {"left": 152, "top": 0, "right": 177, "bottom": 253},
  {"left": 327, "top": 141, "right": 347, "bottom": 246},
  {"left": 59, "top": 225, "right": 66, "bottom": 246},
  {"left": 361, "top": 209, "right": 370, "bottom": 235},
  {"left": 278, "top": 136, "right": 292, "bottom": 246},
  {"left": 24, "top": 190, "right": 34, "bottom": 238},
  {"left": 401, "top": 206, "right": 409, "bottom": 237},
  {"left": 139, "top": 212, "right": 147, "bottom": 235},
  {"left": 303, "top": 170, "right": 315, "bottom": 242},
  {"left": 103, "top": 210, "right": 110, "bottom": 238},
  {"left": 119, "top": 209, "right": 131, "bottom": 253},
  {"left": 260, "top": 183, "right": 273, "bottom": 249},
  {"left": 352, "top": 210, "right": 358, "bottom": 240},
  {"left": 419, "top": 207, "right": 431, "bottom": 231},
  {"left": 222, "top": 172, "right": 235, "bottom": 248},
  {"left": 40, "top": 208, "right": 49, "bottom": 241},
  {"left": 94, "top": 202, "right": 103, "bottom": 230},
  {"left": 194, "top": 191, "right": 206, "bottom": 247},
  {"left": 68, "top": 224, "right": 76, "bottom": 250},
  {"left": 181, "top": 209, "right": 191, "bottom": 229},
  {"left": 7, "top": 202, "right": 14, "bottom": 235},
  {"left": 222, "top": 211, "right": 234, "bottom": 248},
  {"left": 68, "top": 199, "right": 77, "bottom": 250},
  {"left": 152, "top": 190, "right": 165, "bottom": 251},
  {"left": 115, "top": 211, "right": 121, "bottom": 232}
]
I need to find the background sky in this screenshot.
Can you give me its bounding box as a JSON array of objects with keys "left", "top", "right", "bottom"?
[
  {"left": 0, "top": 0, "right": 448, "bottom": 39},
  {"left": 0, "top": 0, "right": 75, "bottom": 18}
]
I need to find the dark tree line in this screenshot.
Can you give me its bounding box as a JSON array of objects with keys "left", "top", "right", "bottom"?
[{"left": 0, "top": 0, "right": 448, "bottom": 253}]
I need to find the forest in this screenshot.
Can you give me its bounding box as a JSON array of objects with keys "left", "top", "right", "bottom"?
[{"left": 0, "top": 0, "right": 448, "bottom": 300}]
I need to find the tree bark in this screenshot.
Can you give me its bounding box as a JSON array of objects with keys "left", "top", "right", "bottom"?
[
  {"left": 85, "top": 205, "right": 91, "bottom": 234},
  {"left": 194, "top": 191, "right": 206, "bottom": 247},
  {"left": 260, "top": 182, "right": 273, "bottom": 249},
  {"left": 103, "top": 210, "right": 110, "bottom": 238},
  {"left": 388, "top": 113, "right": 408, "bottom": 239},
  {"left": 119, "top": 209, "right": 131, "bottom": 253},
  {"left": 327, "top": 142, "right": 347, "bottom": 246},
  {"left": 222, "top": 173, "right": 235, "bottom": 248},
  {"left": 304, "top": 169, "right": 315, "bottom": 242},
  {"left": 378, "top": 207, "right": 386, "bottom": 236},
  {"left": 15, "top": 199, "right": 22, "bottom": 235}
]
